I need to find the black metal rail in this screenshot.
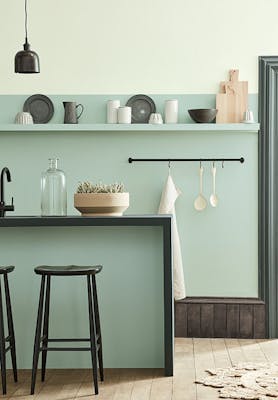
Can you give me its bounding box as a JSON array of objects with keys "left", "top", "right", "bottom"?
[{"left": 128, "top": 157, "right": 245, "bottom": 163}]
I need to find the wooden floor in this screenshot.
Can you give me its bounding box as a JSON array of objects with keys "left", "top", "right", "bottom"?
[{"left": 4, "top": 338, "right": 278, "bottom": 399}]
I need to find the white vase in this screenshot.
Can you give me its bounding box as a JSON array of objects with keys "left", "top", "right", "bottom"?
[
  {"left": 107, "top": 100, "right": 120, "bottom": 123},
  {"left": 164, "top": 100, "right": 178, "bottom": 123}
]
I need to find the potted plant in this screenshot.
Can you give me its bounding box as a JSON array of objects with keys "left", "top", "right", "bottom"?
[{"left": 74, "top": 181, "right": 129, "bottom": 216}]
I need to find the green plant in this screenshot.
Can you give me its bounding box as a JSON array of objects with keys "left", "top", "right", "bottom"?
[{"left": 76, "top": 181, "right": 125, "bottom": 194}]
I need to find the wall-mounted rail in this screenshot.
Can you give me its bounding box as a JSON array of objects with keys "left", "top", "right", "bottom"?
[{"left": 128, "top": 157, "right": 245, "bottom": 164}]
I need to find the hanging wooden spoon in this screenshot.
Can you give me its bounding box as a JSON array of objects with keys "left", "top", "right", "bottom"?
[
  {"left": 210, "top": 164, "right": 218, "bottom": 207},
  {"left": 194, "top": 165, "right": 207, "bottom": 211}
]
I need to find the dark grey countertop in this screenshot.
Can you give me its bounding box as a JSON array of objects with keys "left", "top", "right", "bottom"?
[{"left": 0, "top": 215, "right": 172, "bottom": 227}]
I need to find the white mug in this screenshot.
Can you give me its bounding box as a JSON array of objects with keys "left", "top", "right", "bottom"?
[
  {"left": 164, "top": 99, "right": 178, "bottom": 123},
  {"left": 14, "top": 111, "right": 33, "bottom": 124},
  {"left": 118, "top": 106, "right": 132, "bottom": 124},
  {"left": 107, "top": 100, "right": 120, "bottom": 123},
  {"left": 149, "top": 113, "right": 163, "bottom": 124}
]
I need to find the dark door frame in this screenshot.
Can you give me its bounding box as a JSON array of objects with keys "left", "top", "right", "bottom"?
[{"left": 258, "top": 56, "right": 278, "bottom": 337}]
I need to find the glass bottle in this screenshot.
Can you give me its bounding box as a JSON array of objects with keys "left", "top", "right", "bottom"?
[{"left": 41, "top": 158, "right": 67, "bottom": 216}]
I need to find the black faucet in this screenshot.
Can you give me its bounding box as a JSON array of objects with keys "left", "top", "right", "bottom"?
[{"left": 0, "top": 168, "right": 14, "bottom": 217}]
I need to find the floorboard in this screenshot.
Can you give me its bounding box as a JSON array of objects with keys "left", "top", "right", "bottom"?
[{"left": 4, "top": 338, "right": 278, "bottom": 400}]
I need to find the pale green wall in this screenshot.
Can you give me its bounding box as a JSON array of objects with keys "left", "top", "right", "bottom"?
[{"left": 1, "top": 0, "right": 278, "bottom": 93}]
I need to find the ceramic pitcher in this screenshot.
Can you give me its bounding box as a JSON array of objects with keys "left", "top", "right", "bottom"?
[{"left": 63, "top": 102, "right": 84, "bottom": 124}]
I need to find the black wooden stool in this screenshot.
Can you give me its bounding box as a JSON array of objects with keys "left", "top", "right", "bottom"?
[
  {"left": 0, "top": 266, "right": 17, "bottom": 395},
  {"left": 30, "top": 265, "right": 103, "bottom": 395}
]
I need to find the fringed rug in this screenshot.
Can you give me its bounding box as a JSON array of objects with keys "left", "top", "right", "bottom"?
[{"left": 195, "top": 362, "right": 278, "bottom": 399}]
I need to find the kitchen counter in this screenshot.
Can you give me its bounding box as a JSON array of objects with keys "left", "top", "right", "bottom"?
[
  {"left": 0, "top": 214, "right": 171, "bottom": 227},
  {"left": 0, "top": 215, "right": 173, "bottom": 375}
]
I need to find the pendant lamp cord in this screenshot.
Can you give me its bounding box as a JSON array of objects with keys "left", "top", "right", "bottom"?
[{"left": 25, "top": 0, "right": 28, "bottom": 42}]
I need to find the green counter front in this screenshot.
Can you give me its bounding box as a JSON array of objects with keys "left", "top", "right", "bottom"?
[{"left": 0, "top": 216, "right": 173, "bottom": 375}]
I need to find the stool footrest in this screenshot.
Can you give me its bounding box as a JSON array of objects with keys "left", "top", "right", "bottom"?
[
  {"left": 40, "top": 346, "right": 91, "bottom": 352},
  {"left": 5, "top": 346, "right": 11, "bottom": 354},
  {"left": 41, "top": 336, "right": 100, "bottom": 343},
  {"left": 40, "top": 344, "right": 100, "bottom": 352},
  {"left": 48, "top": 338, "right": 90, "bottom": 342}
]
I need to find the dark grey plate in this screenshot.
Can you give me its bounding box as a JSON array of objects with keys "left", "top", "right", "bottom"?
[
  {"left": 126, "top": 94, "right": 156, "bottom": 123},
  {"left": 23, "top": 94, "right": 54, "bottom": 124}
]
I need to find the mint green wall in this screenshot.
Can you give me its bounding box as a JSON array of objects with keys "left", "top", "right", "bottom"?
[{"left": 0, "top": 94, "right": 258, "bottom": 368}]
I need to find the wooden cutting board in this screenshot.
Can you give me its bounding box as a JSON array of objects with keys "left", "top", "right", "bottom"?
[{"left": 216, "top": 69, "right": 248, "bottom": 123}]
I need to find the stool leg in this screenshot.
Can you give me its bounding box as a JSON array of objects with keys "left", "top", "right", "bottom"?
[
  {"left": 92, "top": 275, "right": 104, "bottom": 381},
  {"left": 0, "top": 278, "right": 6, "bottom": 395},
  {"left": 41, "top": 276, "right": 51, "bottom": 382},
  {"left": 31, "top": 275, "right": 46, "bottom": 395},
  {"left": 87, "top": 275, "right": 98, "bottom": 395},
  {"left": 4, "top": 273, "right": 17, "bottom": 383}
]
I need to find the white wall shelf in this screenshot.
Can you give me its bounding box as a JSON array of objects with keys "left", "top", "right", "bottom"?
[{"left": 0, "top": 123, "right": 260, "bottom": 133}]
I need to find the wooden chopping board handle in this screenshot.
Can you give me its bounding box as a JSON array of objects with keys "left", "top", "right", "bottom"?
[{"left": 229, "top": 69, "right": 239, "bottom": 83}]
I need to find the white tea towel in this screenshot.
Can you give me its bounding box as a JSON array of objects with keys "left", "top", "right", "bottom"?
[{"left": 158, "top": 175, "right": 186, "bottom": 300}]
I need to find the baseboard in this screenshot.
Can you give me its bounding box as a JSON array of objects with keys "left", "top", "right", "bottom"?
[{"left": 175, "top": 297, "right": 266, "bottom": 339}]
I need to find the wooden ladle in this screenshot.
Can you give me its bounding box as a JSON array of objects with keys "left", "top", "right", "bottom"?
[
  {"left": 210, "top": 164, "right": 218, "bottom": 207},
  {"left": 194, "top": 165, "right": 207, "bottom": 211}
]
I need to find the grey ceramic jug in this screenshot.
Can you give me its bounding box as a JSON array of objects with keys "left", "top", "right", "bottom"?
[{"left": 63, "top": 102, "right": 84, "bottom": 124}]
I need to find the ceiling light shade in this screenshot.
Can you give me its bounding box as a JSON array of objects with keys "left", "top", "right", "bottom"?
[
  {"left": 15, "top": 0, "right": 40, "bottom": 73},
  {"left": 15, "top": 40, "right": 40, "bottom": 73}
]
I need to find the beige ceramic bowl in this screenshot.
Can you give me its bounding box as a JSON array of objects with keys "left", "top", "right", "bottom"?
[{"left": 74, "top": 192, "right": 129, "bottom": 216}]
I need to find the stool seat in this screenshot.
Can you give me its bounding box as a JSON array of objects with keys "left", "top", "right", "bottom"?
[
  {"left": 34, "top": 265, "right": 102, "bottom": 276},
  {"left": 0, "top": 266, "right": 14, "bottom": 274}
]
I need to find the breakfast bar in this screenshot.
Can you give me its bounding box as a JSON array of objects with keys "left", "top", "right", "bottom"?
[{"left": 0, "top": 215, "right": 173, "bottom": 376}]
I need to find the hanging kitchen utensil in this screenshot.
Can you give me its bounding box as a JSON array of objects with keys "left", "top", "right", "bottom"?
[
  {"left": 194, "top": 164, "right": 207, "bottom": 211},
  {"left": 209, "top": 163, "right": 218, "bottom": 207}
]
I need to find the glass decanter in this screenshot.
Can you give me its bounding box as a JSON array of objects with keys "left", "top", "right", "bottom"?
[{"left": 41, "top": 158, "right": 67, "bottom": 216}]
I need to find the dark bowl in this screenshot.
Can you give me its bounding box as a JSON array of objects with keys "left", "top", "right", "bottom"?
[{"left": 188, "top": 109, "right": 218, "bottom": 123}]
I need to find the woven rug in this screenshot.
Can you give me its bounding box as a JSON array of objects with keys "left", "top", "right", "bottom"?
[{"left": 195, "top": 362, "right": 278, "bottom": 399}]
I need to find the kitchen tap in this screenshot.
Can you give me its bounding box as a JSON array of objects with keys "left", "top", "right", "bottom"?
[{"left": 0, "top": 167, "right": 14, "bottom": 217}]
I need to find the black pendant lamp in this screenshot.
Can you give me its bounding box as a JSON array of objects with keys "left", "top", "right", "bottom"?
[{"left": 14, "top": 0, "right": 40, "bottom": 73}]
